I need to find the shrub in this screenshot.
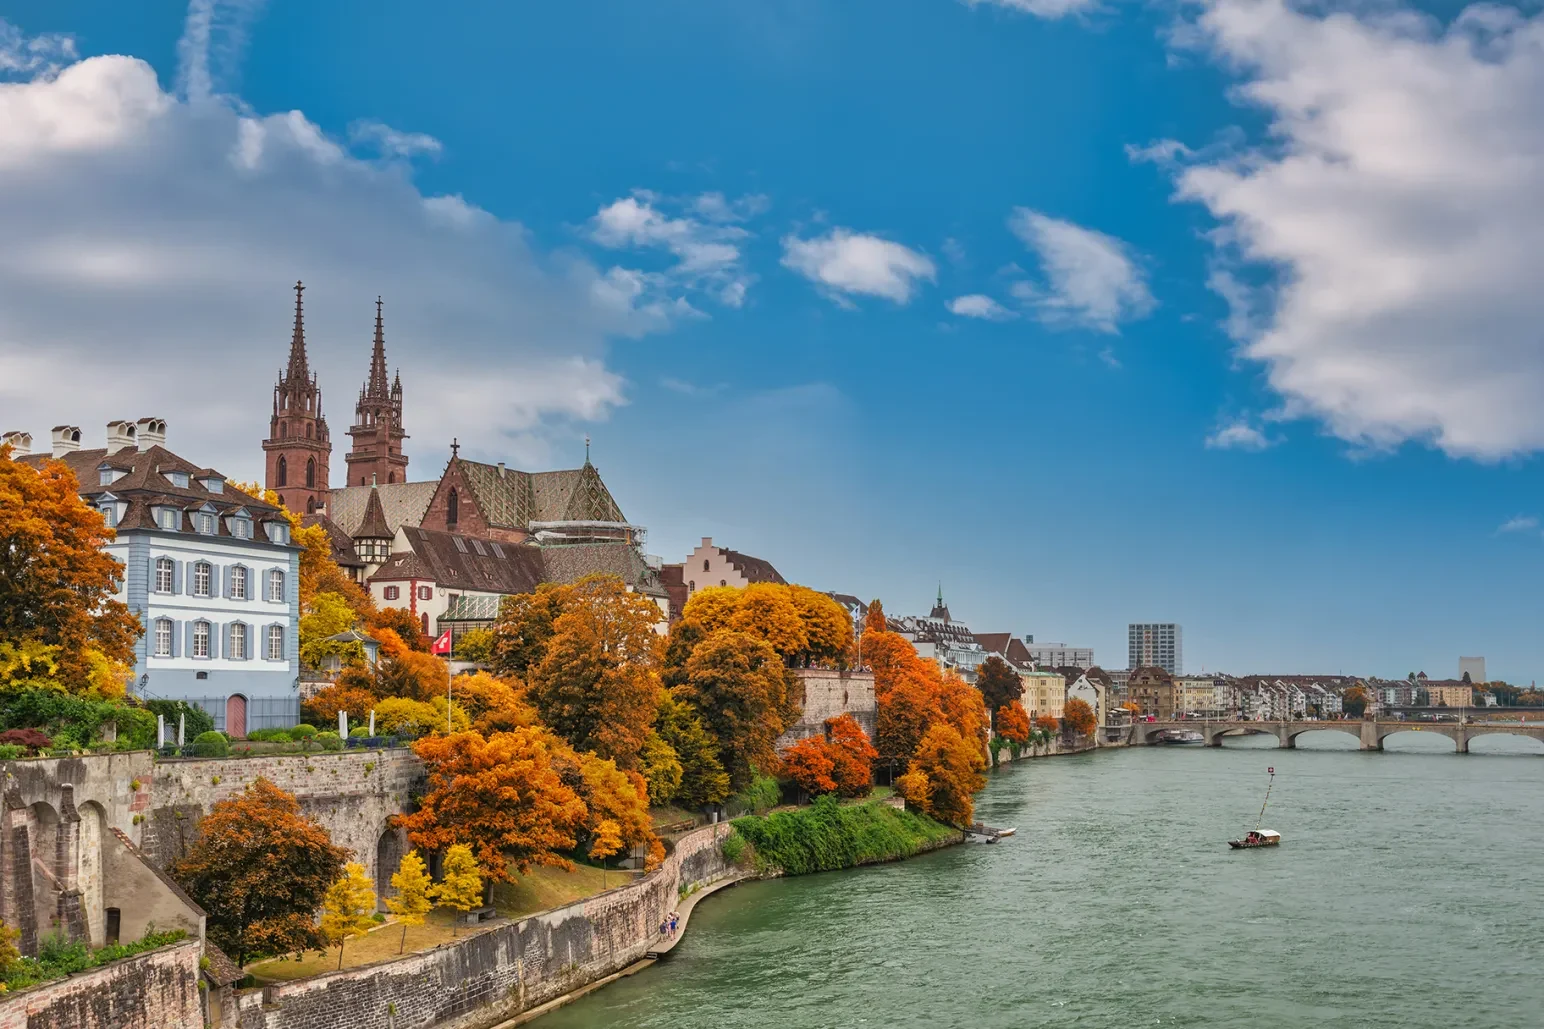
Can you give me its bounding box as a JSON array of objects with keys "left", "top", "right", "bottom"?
[
  {"left": 727, "top": 772, "right": 781, "bottom": 816},
  {"left": 720, "top": 831, "right": 749, "bottom": 865},
  {"left": 144, "top": 700, "right": 215, "bottom": 740},
  {"left": 315, "top": 731, "right": 344, "bottom": 751},
  {"left": 289, "top": 724, "right": 318, "bottom": 740},
  {"left": 0, "top": 745, "right": 24, "bottom": 760},
  {"left": 0, "top": 728, "right": 51, "bottom": 753},
  {"left": 191, "top": 732, "right": 228, "bottom": 758},
  {"left": 731, "top": 795, "right": 956, "bottom": 876},
  {"left": 349, "top": 727, "right": 371, "bottom": 738}
]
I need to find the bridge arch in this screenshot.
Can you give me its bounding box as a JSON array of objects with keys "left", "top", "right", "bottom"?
[
  {"left": 1285, "top": 725, "right": 1362, "bottom": 748},
  {"left": 1465, "top": 730, "right": 1544, "bottom": 755},
  {"left": 1375, "top": 728, "right": 1459, "bottom": 753}
]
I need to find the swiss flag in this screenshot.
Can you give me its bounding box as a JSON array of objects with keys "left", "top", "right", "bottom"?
[{"left": 431, "top": 630, "right": 453, "bottom": 656}]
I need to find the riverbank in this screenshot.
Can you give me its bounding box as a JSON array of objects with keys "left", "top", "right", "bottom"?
[{"left": 729, "top": 795, "right": 961, "bottom": 876}]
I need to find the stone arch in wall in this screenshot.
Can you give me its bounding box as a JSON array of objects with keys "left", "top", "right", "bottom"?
[
  {"left": 77, "top": 801, "right": 106, "bottom": 947},
  {"left": 375, "top": 827, "right": 406, "bottom": 908},
  {"left": 27, "top": 801, "right": 60, "bottom": 943}
]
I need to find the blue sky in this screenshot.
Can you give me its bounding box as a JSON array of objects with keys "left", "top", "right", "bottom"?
[{"left": 4, "top": 0, "right": 1544, "bottom": 681}]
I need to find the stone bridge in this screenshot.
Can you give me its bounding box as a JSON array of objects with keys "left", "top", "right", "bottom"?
[{"left": 1133, "top": 720, "right": 1544, "bottom": 753}]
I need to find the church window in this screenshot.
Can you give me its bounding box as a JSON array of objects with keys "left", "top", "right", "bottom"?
[
  {"left": 447, "top": 488, "right": 459, "bottom": 527},
  {"left": 306, "top": 497, "right": 316, "bottom": 513},
  {"left": 276, "top": 456, "right": 287, "bottom": 487},
  {"left": 306, "top": 458, "right": 315, "bottom": 488},
  {"left": 306, "top": 423, "right": 313, "bottom": 439},
  {"left": 388, "top": 472, "right": 396, "bottom": 483}
]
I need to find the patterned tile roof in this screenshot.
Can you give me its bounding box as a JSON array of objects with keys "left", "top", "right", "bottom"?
[
  {"left": 456, "top": 459, "right": 627, "bottom": 531},
  {"left": 327, "top": 480, "right": 437, "bottom": 537}
]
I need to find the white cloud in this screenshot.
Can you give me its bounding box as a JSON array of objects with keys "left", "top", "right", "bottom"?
[
  {"left": 1497, "top": 515, "right": 1540, "bottom": 534},
  {"left": 348, "top": 119, "right": 443, "bottom": 159},
  {"left": 0, "top": 18, "right": 76, "bottom": 77},
  {"left": 948, "top": 294, "right": 1016, "bottom": 321},
  {"left": 0, "top": 15, "right": 648, "bottom": 478},
  {"left": 176, "top": 0, "right": 266, "bottom": 103},
  {"left": 1205, "top": 419, "right": 1272, "bottom": 451},
  {"left": 962, "top": 0, "right": 1101, "bottom": 20},
  {"left": 781, "top": 229, "right": 936, "bottom": 305},
  {"left": 1007, "top": 209, "right": 1153, "bottom": 332},
  {"left": 1163, "top": 0, "right": 1544, "bottom": 460},
  {"left": 589, "top": 191, "right": 756, "bottom": 310}
]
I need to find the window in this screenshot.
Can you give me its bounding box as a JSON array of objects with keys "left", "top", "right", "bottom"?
[
  {"left": 267, "top": 522, "right": 289, "bottom": 544},
  {"left": 384, "top": 586, "right": 400, "bottom": 601},
  {"left": 198, "top": 512, "right": 215, "bottom": 535},
  {"left": 193, "top": 562, "right": 211, "bottom": 597},
  {"left": 418, "top": 586, "right": 432, "bottom": 601},
  {"left": 688, "top": 580, "right": 695, "bottom": 592},
  {"left": 276, "top": 456, "right": 287, "bottom": 486},
  {"left": 229, "top": 623, "right": 246, "bottom": 660},
  {"left": 158, "top": 508, "right": 179, "bottom": 531},
  {"left": 268, "top": 569, "right": 284, "bottom": 603},
  {"left": 703, "top": 559, "right": 710, "bottom": 572},
  {"left": 305, "top": 458, "right": 315, "bottom": 488},
  {"left": 99, "top": 503, "right": 116, "bottom": 527},
  {"left": 204, "top": 478, "right": 224, "bottom": 494},
  {"left": 453, "top": 536, "right": 467, "bottom": 554},
  {"left": 167, "top": 470, "right": 189, "bottom": 488},
  {"left": 192, "top": 621, "right": 210, "bottom": 659},
  {"left": 155, "top": 557, "right": 174, "bottom": 593},
  {"left": 720, "top": 579, "right": 726, "bottom": 587},
  {"left": 447, "top": 488, "right": 459, "bottom": 526},
  {"left": 154, "top": 618, "right": 172, "bottom": 657},
  {"left": 471, "top": 539, "right": 486, "bottom": 557},
  {"left": 267, "top": 624, "right": 284, "bottom": 660},
  {"left": 491, "top": 542, "right": 505, "bottom": 559},
  {"left": 231, "top": 566, "right": 247, "bottom": 600},
  {"left": 231, "top": 518, "right": 251, "bottom": 539}
]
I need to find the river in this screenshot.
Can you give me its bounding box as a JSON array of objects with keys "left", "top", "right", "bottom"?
[{"left": 537, "top": 732, "right": 1544, "bottom": 1029}]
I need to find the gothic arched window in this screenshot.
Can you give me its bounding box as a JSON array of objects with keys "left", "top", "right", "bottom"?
[
  {"left": 305, "top": 458, "right": 315, "bottom": 488},
  {"left": 306, "top": 423, "right": 313, "bottom": 439},
  {"left": 276, "top": 456, "right": 287, "bottom": 487},
  {"left": 306, "top": 496, "right": 316, "bottom": 513},
  {"left": 447, "top": 488, "right": 459, "bottom": 527}
]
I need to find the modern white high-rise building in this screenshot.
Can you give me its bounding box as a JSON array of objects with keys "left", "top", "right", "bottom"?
[{"left": 1129, "top": 623, "right": 1182, "bottom": 675}]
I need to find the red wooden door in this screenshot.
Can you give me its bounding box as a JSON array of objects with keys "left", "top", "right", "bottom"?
[{"left": 226, "top": 695, "right": 247, "bottom": 739}]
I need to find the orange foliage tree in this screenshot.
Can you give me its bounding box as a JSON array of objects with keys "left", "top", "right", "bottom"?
[
  {"left": 782, "top": 736, "right": 838, "bottom": 795},
  {"left": 823, "top": 713, "right": 877, "bottom": 796},
  {"left": 0, "top": 450, "right": 140, "bottom": 690},
  {"left": 896, "top": 722, "right": 987, "bottom": 827},
  {"left": 451, "top": 671, "right": 538, "bottom": 734},
  {"left": 397, "top": 728, "right": 588, "bottom": 881},
  {"left": 375, "top": 650, "right": 450, "bottom": 704},
  {"left": 302, "top": 683, "right": 376, "bottom": 726},
  {"left": 370, "top": 606, "right": 430, "bottom": 651},
  {"left": 679, "top": 583, "right": 853, "bottom": 668},
  {"left": 575, "top": 752, "right": 662, "bottom": 868},
  {"left": 1033, "top": 714, "right": 1059, "bottom": 734},
  {"left": 996, "top": 703, "right": 1030, "bottom": 745},
  {"left": 1064, "top": 698, "right": 1097, "bottom": 736},
  {"left": 168, "top": 778, "right": 346, "bottom": 965},
  {"left": 787, "top": 586, "right": 854, "bottom": 667},
  {"left": 675, "top": 630, "right": 792, "bottom": 791}
]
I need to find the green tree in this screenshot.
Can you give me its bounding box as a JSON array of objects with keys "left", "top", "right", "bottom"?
[
  {"left": 385, "top": 850, "right": 433, "bottom": 954},
  {"left": 489, "top": 587, "right": 564, "bottom": 677},
  {"left": 299, "top": 592, "right": 364, "bottom": 670},
  {"left": 655, "top": 694, "right": 730, "bottom": 809},
  {"left": 675, "top": 631, "right": 791, "bottom": 792},
  {"left": 168, "top": 779, "right": 346, "bottom": 965},
  {"left": 454, "top": 627, "right": 495, "bottom": 665},
  {"left": 320, "top": 863, "right": 377, "bottom": 969},
  {"left": 638, "top": 729, "right": 684, "bottom": 806},
  {"left": 974, "top": 657, "right": 1023, "bottom": 731},
  {"left": 432, "top": 844, "right": 484, "bottom": 935}
]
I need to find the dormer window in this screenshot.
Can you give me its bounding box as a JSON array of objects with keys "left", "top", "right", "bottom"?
[
  {"left": 98, "top": 467, "right": 126, "bottom": 486},
  {"left": 98, "top": 502, "right": 117, "bottom": 527},
  {"left": 157, "top": 507, "right": 179, "bottom": 531},
  {"left": 198, "top": 512, "right": 215, "bottom": 535},
  {"left": 266, "top": 522, "right": 289, "bottom": 545},
  {"left": 201, "top": 476, "right": 225, "bottom": 494},
  {"left": 166, "top": 470, "right": 189, "bottom": 488},
  {"left": 230, "top": 516, "right": 252, "bottom": 539}
]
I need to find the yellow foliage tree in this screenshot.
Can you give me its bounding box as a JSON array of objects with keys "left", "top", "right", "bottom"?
[
  {"left": 678, "top": 586, "right": 741, "bottom": 633},
  {"left": 320, "top": 863, "right": 377, "bottom": 969},
  {"left": 385, "top": 850, "right": 433, "bottom": 954},
  {"left": 432, "top": 844, "right": 484, "bottom": 935},
  {"left": 577, "top": 752, "right": 659, "bottom": 868},
  {"left": 590, "top": 819, "right": 623, "bottom": 889},
  {"left": 729, "top": 583, "right": 809, "bottom": 659},
  {"left": 450, "top": 671, "right": 538, "bottom": 734},
  {"left": 373, "top": 697, "right": 442, "bottom": 738}
]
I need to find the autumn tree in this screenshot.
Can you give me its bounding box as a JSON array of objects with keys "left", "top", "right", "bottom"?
[
  {"left": 675, "top": 631, "right": 792, "bottom": 791},
  {"left": 975, "top": 657, "right": 1024, "bottom": 731},
  {"left": 0, "top": 450, "right": 140, "bottom": 692},
  {"left": 373, "top": 697, "right": 445, "bottom": 738},
  {"left": 169, "top": 778, "right": 347, "bottom": 965},
  {"left": 299, "top": 592, "right": 366, "bottom": 671},
  {"left": 575, "top": 751, "right": 661, "bottom": 867},
  {"left": 677, "top": 586, "right": 741, "bottom": 635},
  {"left": 996, "top": 703, "right": 1030, "bottom": 745},
  {"left": 454, "top": 627, "right": 495, "bottom": 665},
  {"left": 655, "top": 693, "right": 730, "bottom": 809},
  {"left": 1064, "top": 698, "right": 1097, "bottom": 736},
  {"left": 369, "top": 605, "right": 430, "bottom": 651},
  {"left": 782, "top": 736, "right": 838, "bottom": 796},
  {"left": 897, "top": 722, "right": 987, "bottom": 827},
  {"left": 863, "top": 598, "right": 886, "bottom": 635},
  {"left": 824, "top": 713, "right": 877, "bottom": 797},
  {"left": 450, "top": 671, "right": 538, "bottom": 734},
  {"left": 433, "top": 844, "right": 484, "bottom": 934},
  {"left": 590, "top": 820, "right": 624, "bottom": 889},
  {"left": 1033, "top": 714, "right": 1059, "bottom": 734},
  {"left": 787, "top": 585, "right": 855, "bottom": 667},
  {"left": 521, "top": 575, "right": 663, "bottom": 768},
  {"left": 386, "top": 850, "right": 433, "bottom": 954},
  {"left": 488, "top": 587, "right": 565, "bottom": 677},
  {"left": 321, "top": 863, "right": 377, "bottom": 969},
  {"left": 729, "top": 583, "right": 809, "bottom": 659},
  {"left": 375, "top": 650, "right": 450, "bottom": 704},
  {"left": 639, "top": 730, "right": 683, "bottom": 806},
  {"left": 302, "top": 682, "right": 376, "bottom": 727},
  {"left": 660, "top": 619, "right": 706, "bottom": 689},
  {"left": 875, "top": 665, "right": 945, "bottom": 766},
  {"left": 860, "top": 629, "right": 919, "bottom": 691},
  {"left": 1342, "top": 685, "right": 1370, "bottom": 718},
  {"left": 397, "top": 728, "right": 588, "bottom": 881}
]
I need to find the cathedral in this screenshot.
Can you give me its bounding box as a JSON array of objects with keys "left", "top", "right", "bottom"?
[
  {"left": 260, "top": 282, "right": 668, "bottom": 641},
  {"left": 262, "top": 281, "right": 408, "bottom": 513}
]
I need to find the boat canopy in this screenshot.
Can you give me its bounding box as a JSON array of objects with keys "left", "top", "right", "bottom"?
[{"left": 1256, "top": 830, "right": 1281, "bottom": 840}]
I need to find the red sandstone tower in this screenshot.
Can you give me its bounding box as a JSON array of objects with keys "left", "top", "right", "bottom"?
[
  {"left": 344, "top": 298, "right": 409, "bottom": 487},
  {"left": 262, "top": 281, "right": 332, "bottom": 513}
]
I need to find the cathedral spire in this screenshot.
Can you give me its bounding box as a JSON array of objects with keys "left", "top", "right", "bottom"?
[
  {"left": 286, "top": 280, "right": 309, "bottom": 380},
  {"left": 367, "top": 296, "right": 390, "bottom": 398}
]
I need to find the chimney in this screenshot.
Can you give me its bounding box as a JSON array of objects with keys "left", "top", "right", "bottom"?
[
  {"left": 497, "top": 462, "right": 505, "bottom": 478},
  {"left": 51, "top": 425, "right": 82, "bottom": 457},
  {"left": 1, "top": 431, "right": 32, "bottom": 456},
  {"left": 135, "top": 418, "right": 166, "bottom": 451},
  {"left": 105, "top": 420, "right": 137, "bottom": 453}
]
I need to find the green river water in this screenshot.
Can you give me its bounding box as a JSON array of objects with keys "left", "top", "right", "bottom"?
[{"left": 538, "top": 732, "right": 1544, "bottom": 1029}]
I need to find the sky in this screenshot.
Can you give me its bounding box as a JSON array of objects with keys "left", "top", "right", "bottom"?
[{"left": 3, "top": 0, "right": 1544, "bottom": 682}]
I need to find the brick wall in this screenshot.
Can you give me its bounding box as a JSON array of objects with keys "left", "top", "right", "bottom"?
[
  {"left": 230, "top": 823, "right": 736, "bottom": 1029},
  {"left": 776, "top": 668, "right": 877, "bottom": 748},
  {"left": 0, "top": 938, "right": 204, "bottom": 1029}
]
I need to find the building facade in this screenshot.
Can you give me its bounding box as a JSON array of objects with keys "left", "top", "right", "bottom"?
[
  {"left": 262, "top": 282, "right": 332, "bottom": 514},
  {"left": 18, "top": 421, "right": 300, "bottom": 734},
  {"left": 344, "top": 298, "right": 409, "bottom": 487},
  {"left": 1024, "top": 641, "right": 1094, "bottom": 670},
  {"left": 1020, "top": 669, "right": 1066, "bottom": 722},
  {"left": 1128, "top": 623, "right": 1183, "bottom": 675},
  {"left": 1128, "top": 665, "right": 1176, "bottom": 720},
  {"left": 1065, "top": 671, "right": 1106, "bottom": 728}
]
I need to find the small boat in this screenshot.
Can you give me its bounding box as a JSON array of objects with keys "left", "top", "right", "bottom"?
[
  {"left": 1158, "top": 729, "right": 1204, "bottom": 744},
  {"left": 1228, "top": 829, "right": 1282, "bottom": 849},
  {"left": 964, "top": 823, "right": 1017, "bottom": 843},
  {"left": 1228, "top": 767, "right": 1281, "bottom": 850}
]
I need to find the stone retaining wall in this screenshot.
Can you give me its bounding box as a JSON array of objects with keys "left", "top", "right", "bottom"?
[
  {"left": 228, "top": 822, "right": 736, "bottom": 1029},
  {"left": 0, "top": 938, "right": 203, "bottom": 1029}
]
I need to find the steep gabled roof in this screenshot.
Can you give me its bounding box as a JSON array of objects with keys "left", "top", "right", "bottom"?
[
  {"left": 541, "top": 543, "right": 666, "bottom": 597},
  {"left": 456, "top": 458, "right": 628, "bottom": 531},
  {"left": 356, "top": 486, "right": 393, "bottom": 540},
  {"left": 327, "top": 480, "right": 437, "bottom": 537},
  {"left": 301, "top": 513, "right": 364, "bottom": 568},
  {"left": 369, "top": 526, "right": 546, "bottom": 594},
  {"left": 722, "top": 547, "right": 785, "bottom": 584}
]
